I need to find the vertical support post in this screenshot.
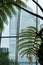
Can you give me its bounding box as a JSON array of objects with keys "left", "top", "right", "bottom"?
[
  {"left": 36, "top": 0, "right": 38, "bottom": 31},
  {"left": 36, "top": 0, "right": 38, "bottom": 65},
  {"left": 15, "top": 10, "right": 20, "bottom": 62}
]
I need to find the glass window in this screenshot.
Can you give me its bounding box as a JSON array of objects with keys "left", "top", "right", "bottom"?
[{"left": 1, "top": 0, "right": 42, "bottom": 65}]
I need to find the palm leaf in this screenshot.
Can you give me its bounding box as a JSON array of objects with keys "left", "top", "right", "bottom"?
[
  {"left": 19, "top": 37, "right": 35, "bottom": 42},
  {"left": 5, "top": 4, "right": 16, "bottom": 15},
  {"left": 19, "top": 48, "right": 37, "bottom": 57},
  {"left": 0, "top": 9, "right": 8, "bottom": 24},
  {"left": 0, "top": 0, "right": 26, "bottom": 30},
  {"left": 16, "top": 0, "right": 27, "bottom": 7},
  {"left": 17, "top": 41, "right": 34, "bottom": 50},
  {"left": 16, "top": 0, "right": 27, "bottom": 10},
  {"left": 17, "top": 26, "right": 41, "bottom": 57},
  {"left": 0, "top": 17, "right": 4, "bottom": 30}
]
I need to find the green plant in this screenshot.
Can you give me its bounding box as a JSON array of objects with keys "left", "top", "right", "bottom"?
[
  {"left": 0, "top": 0, "right": 26, "bottom": 30},
  {"left": 17, "top": 26, "right": 41, "bottom": 56},
  {"left": 0, "top": 52, "right": 10, "bottom": 65},
  {"left": 36, "top": 28, "right": 43, "bottom": 65},
  {"left": 0, "top": 0, "right": 27, "bottom": 47},
  {"left": 17, "top": 26, "right": 41, "bottom": 63},
  {"left": 0, "top": 0, "right": 15, "bottom": 30},
  {"left": 37, "top": 42, "right": 43, "bottom": 65}
]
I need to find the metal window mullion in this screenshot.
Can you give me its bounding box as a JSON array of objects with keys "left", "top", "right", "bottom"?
[{"left": 15, "top": 10, "right": 21, "bottom": 62}]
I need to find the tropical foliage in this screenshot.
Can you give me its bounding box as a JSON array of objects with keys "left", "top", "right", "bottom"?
[
  {"left": 36, "top": 29, "right": 43, "bottom": 65},
  {"left": 0, "top": 51, "right": 10, "bottom": 65},
  {"left": 17, "top": 26, "right": 41, "bottom": 57},
  {"left": 37, "top": 41, "right": 43, "bottom": 65},
  {"left": 0, "top": 0, "right": 26, "bottom": 30}
]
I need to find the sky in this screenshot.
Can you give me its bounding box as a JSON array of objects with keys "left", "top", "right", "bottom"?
[{"left": 1, "top": 0, "right": 43, "bottom": 48}]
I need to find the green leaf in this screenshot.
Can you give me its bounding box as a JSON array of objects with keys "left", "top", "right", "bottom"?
[
  {"left": 0, "top": 9, "right": 8, "bottom": 24},
  {"left": 0, "top": 17, "right": 4, "bottom": 30},
  {"left": 19, "top": 37, "right": 35, "bottom": 42},
  {"left": 6, "top": 4, "right": 16, "bottom": 15},
  {"left": 17, "top": 26, "right": 41, "bottom": 57}
]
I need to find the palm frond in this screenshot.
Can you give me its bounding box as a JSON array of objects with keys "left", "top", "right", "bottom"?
[
  {"left": 0, "top": 17, "right": 4, "bottom": 30},
  {"left": 17, "top": 26, "right": 41, "bottom": 57},
  {"left": 0, "top": 0, "right": 26, "bottom": 30},
  {"left": 0, "top": 9, "right": 8, "bottom": 24},
  {"left": 19, "top": 48, "right": 37, "bottom": 57},
  {"left": 16, "top": 0, "right": 27, "bottom": 10},
  {"left": 16, "top": 0, "right": 27, "bottom": 7},
  {"left": 5, "top": 4, "right": 16, "bottom": 15},
  {"left": 17, "top": 41, "right": 34, "bottom": 50},
  {"left": 19, "top": 37, "right": 35, "bottom": 42}
]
